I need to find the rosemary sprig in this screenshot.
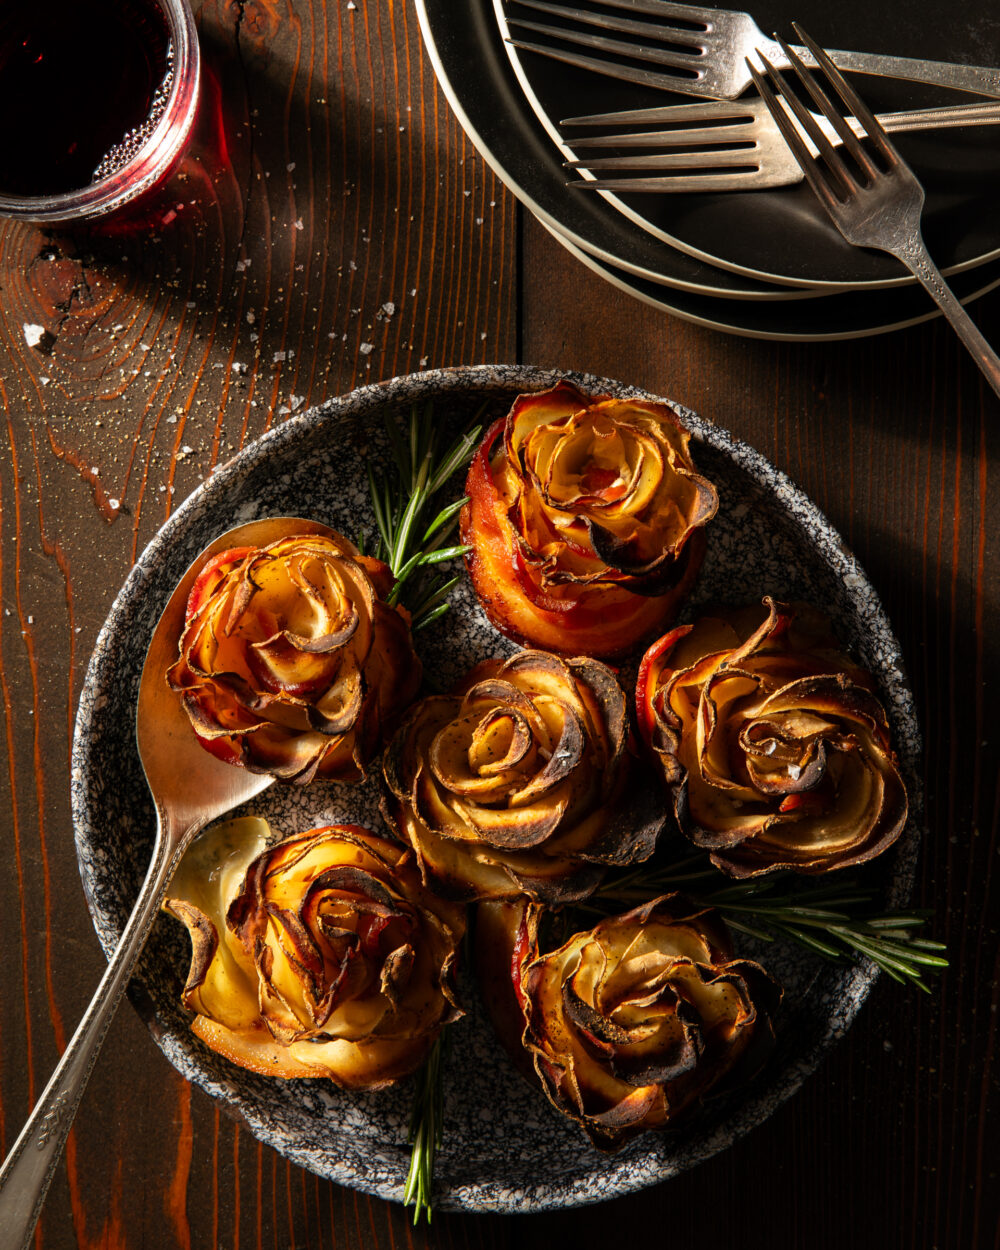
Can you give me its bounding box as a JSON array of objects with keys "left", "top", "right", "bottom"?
[
  {"left": 589, "top": 853, "right": 948, "bottom": 992},
  {"left": 366, "top": 401, "right": 484, "bottom": 630},
  {"left": 403, "top": 1030, "right": 447, "bottom": 1224}
]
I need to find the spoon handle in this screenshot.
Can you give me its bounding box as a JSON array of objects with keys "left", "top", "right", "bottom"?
[{"left": 0, "top": 814, "right": 189, "bottom": 1250}]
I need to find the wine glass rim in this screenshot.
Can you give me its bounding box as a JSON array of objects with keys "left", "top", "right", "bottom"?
[{"left": 0, "top": 0, "right": 201, "bottom": 223}]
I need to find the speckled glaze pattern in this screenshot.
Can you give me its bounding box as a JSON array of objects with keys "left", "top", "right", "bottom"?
[{"left": 71, "top": 365, "right": 922, "bottom": 1212}]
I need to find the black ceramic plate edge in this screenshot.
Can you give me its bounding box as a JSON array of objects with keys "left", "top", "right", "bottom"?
[{"left": 541, "top": 215, "right": 1000, "bottom": 340}]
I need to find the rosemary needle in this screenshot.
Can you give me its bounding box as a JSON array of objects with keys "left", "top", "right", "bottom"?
[
  {"left": 367, "top": 403, "right": 484, "bottom": 629},
  {"left": 592, "top": 854, "right": 948, "bottom": 992},
  {"left": 403, "top": 1031, "right": 447, "bottom": 1224}
]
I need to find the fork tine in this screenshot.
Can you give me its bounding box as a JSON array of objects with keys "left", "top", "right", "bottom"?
[
  {"left": 552, "top": 0, "right": 714, "bottom": 20},
  {"left": 513, "top": 0, "right": 715, "bottom": 32},
  {"left": 510, "top": 0, "right": 706, "bottom": 49},
  {"left": 745, "top": 56, "right": 846, "bottom": 213},
  {"left": 561, "top": 102, "right": 759, "bottom": 128},
  {"left": 791, "top": 23, "right": 899, "bottom": 165},
  {"left": 507, "top": 39, "right": 700, "bottom": 91},
  {"left": 773, "top": 33, "right": 879, "bottom": 181},
  {"left": 568, "top": 172, "right": 764, "bottom": 192},
  {"left": 566, "top": 147, "right": 761, "bottom": 170},
  {"left": 506, "top": 18, "right": 703, "bottom": 70},
  {"left": 749, "top": 53, "right": 854, "bottom": 191},
  {"left": 566, "top": 122, "right": 759, "bottom": 149}
]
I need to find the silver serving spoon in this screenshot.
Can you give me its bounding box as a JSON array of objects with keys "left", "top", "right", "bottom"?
[{"left": 0, "top": 515, "right": 335, "bottom": 1250}]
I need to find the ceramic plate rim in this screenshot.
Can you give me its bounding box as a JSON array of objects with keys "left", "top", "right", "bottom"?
[{"left": 540, "top": 217, "right": 1000, "bottom": 341}]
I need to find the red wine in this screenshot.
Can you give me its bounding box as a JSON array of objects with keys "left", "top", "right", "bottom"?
[{"left": 0, "top": 0, "right": 172, "bottom": 197}]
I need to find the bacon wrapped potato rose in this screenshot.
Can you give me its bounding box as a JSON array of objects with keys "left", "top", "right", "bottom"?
[
  {"left": 382, "top": 649, "right": 666, "bottom": 903},
  {"left": 460, "top": 381, "right": 718, "bottom": 657},
  {"left": 164, "top": 818, "right": 464, "bottom": 1087},
  {"left": 167, "top": 530, "right": 421, "bottom": 783},
  {"left": 476, "top": 895, "right": 778, "bottom": 1149},
  {"left": 637, "top": 598, "right": 908, "bottom": 877}
]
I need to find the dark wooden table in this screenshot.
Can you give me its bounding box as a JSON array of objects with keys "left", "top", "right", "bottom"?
[{"left": 1, "top": 2, "right": 997, "bottom": 1247}]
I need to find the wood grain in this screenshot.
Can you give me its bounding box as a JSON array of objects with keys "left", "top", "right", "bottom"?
[{"left": 0, "top": 1, "right": 996, "bottom": 1247}]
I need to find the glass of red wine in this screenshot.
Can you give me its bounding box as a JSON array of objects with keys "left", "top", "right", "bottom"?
[{"left": 0, "top": 0, "right": 200, "bottom": 224}]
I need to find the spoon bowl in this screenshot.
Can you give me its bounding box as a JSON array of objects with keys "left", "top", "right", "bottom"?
[
  {"left": 136, "top": 515, "right": 337, "bottom": 828},
  {"left": 0, "top": 515, "right": 336, "bottom": 1250}
]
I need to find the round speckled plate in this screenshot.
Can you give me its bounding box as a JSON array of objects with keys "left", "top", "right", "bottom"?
[{"left": 71, "top": 365, "right": 921, "bottom": 1212}]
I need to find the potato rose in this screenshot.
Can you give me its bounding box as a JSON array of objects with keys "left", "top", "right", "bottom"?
[
  {"left": 476, "top": 895, "right": 778, "bottom": 1149},
  {"left": 164, "top": 818, "right": 465, "bottom": 1087},
  {"left": 381, "top": 649, "right": 666, "bottom": 903},
  {"left": 460, "top": 381, "right": 718, "bottom": 657},
  {"left": 166, "top": 530, "right": 421, "bottom": 783},
  {"left": 636, "top": 598, "right": 908, "bottom": 877}
]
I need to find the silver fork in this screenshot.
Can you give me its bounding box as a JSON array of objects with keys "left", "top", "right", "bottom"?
[
  {"left": 749, "top": 26, "right": 1000, "bottom": 400},
  {"left": 559, "top": 99, "right": 1000, "bottom": 192},
  {"left": 503, "top": 0, "right": 1000, "bottom": 99}
]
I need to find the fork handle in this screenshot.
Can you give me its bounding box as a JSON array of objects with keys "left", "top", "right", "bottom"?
[
  {"left": 893, "top": 237, "right": 1000, "bottom": 400},
  {"left": 787, "top": 45, "right": 1000, "bottom": 100},
  {"left": 879, "top": 102, "right": 1000, "bottom": 133}
]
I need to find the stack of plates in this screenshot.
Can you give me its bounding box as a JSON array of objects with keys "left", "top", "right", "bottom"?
[{"left": 415, "top": 0, "right": 1000, "bottom": 341}]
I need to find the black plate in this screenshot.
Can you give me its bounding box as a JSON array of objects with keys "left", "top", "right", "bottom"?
[
  {"left": 419, "top": 0, "right": 1000, "bottom": 292},
  {"left": 507, "top": 0, "right": 1000, "bottom": 288},
  {"left": 417, "top": 0, "right": 827, "bottom": 301}
]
